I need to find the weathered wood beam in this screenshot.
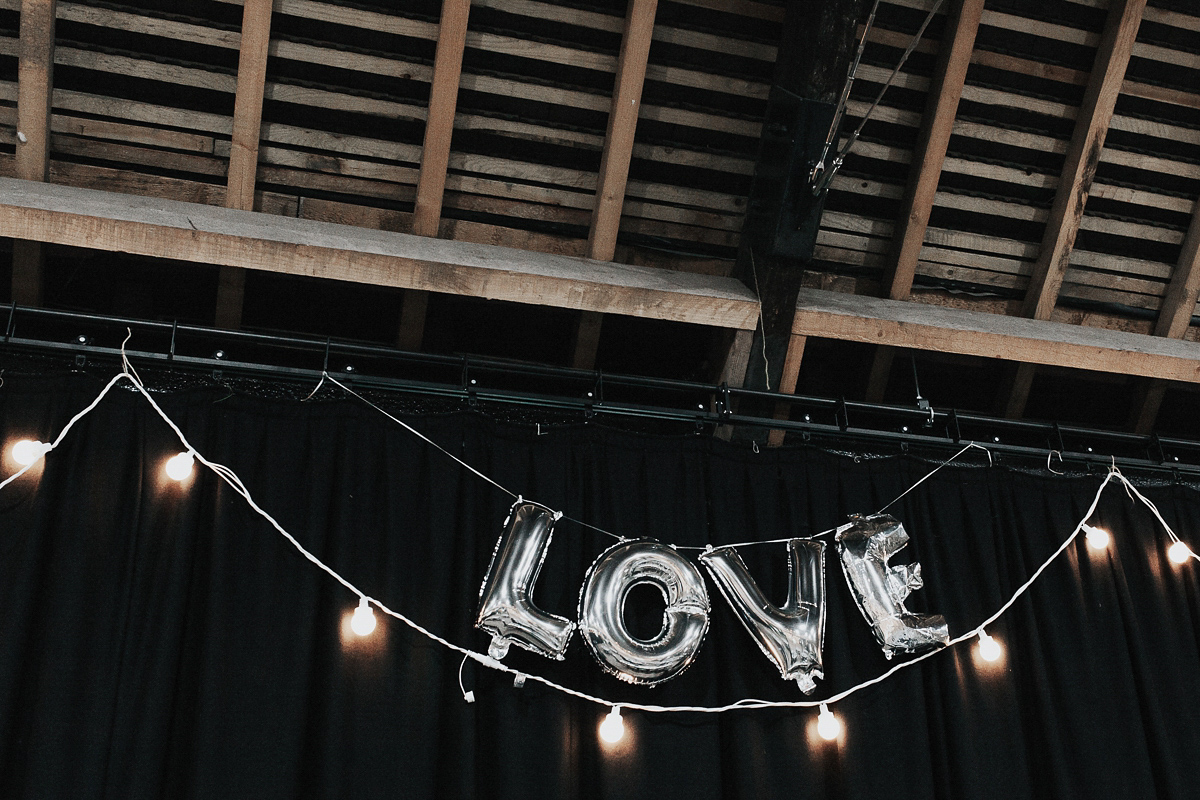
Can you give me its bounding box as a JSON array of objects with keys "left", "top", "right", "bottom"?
[
  {"left": 766, "top": 333, "right": 806, "bottom": 447},
  {"left": 401, "top": 0, "right": 471, "bottom": 351},
  {"left": 0, "top": 178, "right": 760, "bottom": 329},
  {"left": 868, "top": 0, "right": 983, "bottom": 404},
  {"left": 1130, "top": 196, "right": 1200, "bottom": 432},
  {"left": 713, "top": 327, "right": 754, "bottom": 441},
  {"left": 12, "top": 0, "right": 55, "bottom": 306},
  {"left": 791, "top": 287, "right": 1200, "bottom": 384},
  {"left": 572, "top": 0, "right": 659, "bottom": 370},
  {"left": 1004, "top": 0, "right": 1145, "bottom": 417},
  {"left": 1020, "top": 0, "right": 1146, "bottom": 323},
  {"left": 217, "top": 0, "right": 273, "bottom": 329},
  {"left": 883, "top": 0, "right": 984, "bottom": 301}
]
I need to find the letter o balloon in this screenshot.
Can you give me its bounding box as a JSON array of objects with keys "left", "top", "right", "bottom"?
[{"left": 577, "top": 539, "right": 710, "bottom": 686}]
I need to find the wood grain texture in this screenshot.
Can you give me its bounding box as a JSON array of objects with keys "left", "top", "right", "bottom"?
[
  {"left": 0, "top": 178, "right": 760, "bottom": 329},
  {"left": 884, "top": 0, "right": 984, "bottom": 301},
  {"left": 1021, "top": 0, "right": 1147, "bottom": 323},
  {"left": 12, "top": 0, "right": 55, "bottom": 306},
  {"left": 791, "top": 287, "right": 1200, "bottom": 383},
  {"left": 589, "top": 0, "right": 658, "bottom": 263},
  {"left": 220, "top": 0, "right": 273, "bottom": 329},
  {"left": 412, "top": 0, "right": 470, "bottom": 238}
]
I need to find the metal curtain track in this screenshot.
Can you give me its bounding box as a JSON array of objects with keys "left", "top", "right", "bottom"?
[{"left": 4, "top": 303, "right": 1200, "bottom": 480}]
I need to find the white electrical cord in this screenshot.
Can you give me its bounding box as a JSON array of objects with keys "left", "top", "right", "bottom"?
[{"left": 2, "top": 359, "right": 1194, "bottom": 717}]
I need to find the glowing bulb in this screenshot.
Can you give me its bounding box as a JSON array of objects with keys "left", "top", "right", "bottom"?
[
  {"left": 11, "top": 439, "right": 49, "bottom": 466},
  {"left": 1168, "top": 541, "right": 1192, "bottom": 564},
  {"left": 1083, "top": 524, "right": 1110, "bottom": 550},
  {"left": 977, "top": 630, "right": 1002, "bottom": 662},
  {"left": 165, "top": 451, "right": 195, "bottom": 481},
  {"left": 350, "top": 597, "right": 376, "bottom": 636},
  {"left": 599, "top": 706, "right": 624, "bottom": 744},
  {"left": 816, "top": 703, "right": 841, "bottom": 741}
]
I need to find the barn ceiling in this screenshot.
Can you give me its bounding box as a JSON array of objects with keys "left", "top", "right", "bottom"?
[{"left": 1, "top": 0, "right": 1199, "bottom": 441}]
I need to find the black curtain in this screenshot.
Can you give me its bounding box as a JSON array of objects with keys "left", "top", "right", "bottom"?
[{"left": 1, "top": 373, "right": 1198, "bottom": 800}]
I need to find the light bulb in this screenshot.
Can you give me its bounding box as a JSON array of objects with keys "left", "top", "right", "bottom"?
[
  {"left": 599, "top": 706, "right": 624, "bottom": 744},
  {"left": 816, "top": 703, "right": 841, "bottom": 741},
  {"left": 11, "top": 439, "right": 48, "bottom": 466},
  {"left": 165, "top": 451, "right": 195, "bottom": 481},
  {"left": 977, "top": 630, "right": 1002, "bottom": 662},
  {"left": 1083, "top": 524, "right": 1110, "bottom": 550},
  {"left": 1168, "top": 541, "right": 1192, "bottom": 564},
  {"left": 350, "top": 597, "right": 376, "bottom": 636}
]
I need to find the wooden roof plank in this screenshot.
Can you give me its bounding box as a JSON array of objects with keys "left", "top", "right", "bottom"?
[
  {"left": 790, "top": 286, "right": 1200, "bottom": 383},
  {"left": 0, "top": 178, "right": 760, "bottom": 330}
]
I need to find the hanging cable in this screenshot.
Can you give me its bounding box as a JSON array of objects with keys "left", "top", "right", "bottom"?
[{"left": 812, "top": 0, "right": 946, "bottom": 196}]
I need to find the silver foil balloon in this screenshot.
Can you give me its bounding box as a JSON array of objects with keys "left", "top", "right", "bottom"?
[
  {"left": 835, "top": 514, "right": 948, "bottom": 659},
  {"left": 699, "top": 540, "right": 826, "bottom": 693},
  {"left": 476, "top": 501, "right": 577, "bottom": 661},
  {"left": 578, "top": 539, "right": 710, "bottom": 686}
]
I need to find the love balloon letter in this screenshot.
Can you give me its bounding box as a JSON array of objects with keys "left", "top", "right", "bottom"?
[{"left": 475, "top": 502, "right": 947, "bottom": 688}]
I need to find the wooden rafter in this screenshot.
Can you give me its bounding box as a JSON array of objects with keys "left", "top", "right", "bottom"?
[
  {"left": 1130, "top": 197, "right": 1200, "bottom": 433},
  {"left": 11, "top": 0, "right": 56, "bottom": 306},
  {"left": 791, "top": 287, "right": 1200, "bottom": 385},
  {"left": 1020, "top": 0, "right": 1146, "bottom": 322},
  {"left": 1002, "top": 0, "right": 1146, "bottom": 417},
  {"left": 0, "top": 178, "right": 760, "bottom": 330},
  {"left": 216, "top": 0, "right": 273, "bottom": 330},
  {"left": 766, "top": 333, "right": 806, "bottom": 447},
  {"left": 866, "top": 0, "right": 984, "bottom": 404},
  {"left": 571, "top": 0, "right": 659, "bottom": 370},
  {"left": 400, "top": 0, "right": 471, "bottom": 351},
  {"left": 882, "top": 0, "right": 984, "bottom": 302}
]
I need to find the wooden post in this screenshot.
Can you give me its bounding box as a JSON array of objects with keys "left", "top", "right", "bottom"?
[
  {"left": 1002, "top": 0, "right": 1146, "bottom": 417},
  {"left": 571, "top": 0, "right": 659, "bottom": 370},
  {"left": 217, "top": 0, "right": 274, "bottom": 329},
  {"left": 12, "top": 0, "right": 55, "bottom": 306}
]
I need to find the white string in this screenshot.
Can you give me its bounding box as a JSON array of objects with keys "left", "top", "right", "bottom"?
[
  {"left": 0, "top": 372, "right": 128, "bottom": 492},
  {"left": 323, "top": 372, "right": 992, "bottom": 551},
  {"left": 876, "top": 442, "right": 991, "bottom": 515},
  {"left": 2, "top": 368, "right": 1193, "bottom": 715},
  {"left": 323, "top": 373, "right": 519, "bottom": 501}
]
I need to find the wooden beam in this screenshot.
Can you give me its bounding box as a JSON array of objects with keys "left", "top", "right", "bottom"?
[
  {"left": 402, "top": 0, "right": 471, "bottom": 352},
  {"left": 412, "top": 0, "right": 470, "bottom": 238},
  {"left": 766, "top": 333, "right": 807, "bottom": 447},
  {"left": 572, "top": 0, "right": 659, "bottom": 370},
  {"left": 882, "top": 0, "right": 984, "bottom": 301},
  {"left": 0, "top": 178, "right": 760, "bottom": 329},
  {"left": 218, "top": 0, "right": 274, "bottom": 329},
  {"left": 1129, "top": 195, "right": 1200, "bottom": 432},
  {"left": 1020, "top": 0, "right": 1146, "bottom": 323},
  {"left": 1004, "top": 0, "right": 1145, "bottom": 418},
  {"left": 12, "top": 0, "right": 55, "bottom": 306},
  {"left": 713, "top": 327, "right": 754, "bottom": 442},
  {"left": 790, "top": 287, "right": 1200, "bottom": 385},
  {"left": 589, "top": 0, "right": 657, "bottom": 264}
]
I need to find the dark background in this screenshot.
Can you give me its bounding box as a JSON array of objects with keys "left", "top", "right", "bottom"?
[{"left": 1, "top": 372, "right": 1198, "bottom": 799}]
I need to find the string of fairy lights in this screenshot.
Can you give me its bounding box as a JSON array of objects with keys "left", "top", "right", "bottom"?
[{"left": 1, "top": 359, "right": 1196, "bottom": 748}]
